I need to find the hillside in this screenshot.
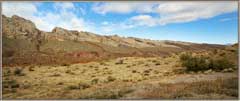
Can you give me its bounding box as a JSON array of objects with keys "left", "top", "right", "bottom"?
[
  {"left": 2, "top": 15, "right": 226, "bottom": 66},
  {"left": 2, "top": 15, "right": 238, "bottom": 100}
]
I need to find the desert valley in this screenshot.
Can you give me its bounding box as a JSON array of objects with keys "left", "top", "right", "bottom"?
[{"left": 2, "top": 15, "right": 238, "bottom": 99}]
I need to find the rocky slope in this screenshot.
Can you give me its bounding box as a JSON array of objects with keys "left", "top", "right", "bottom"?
[{"left": 2, "top": 15, "right": 226, "bottom": 66}]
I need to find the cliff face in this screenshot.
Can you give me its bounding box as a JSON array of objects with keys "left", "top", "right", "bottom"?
[
  {"left": 2, "top": 15, "right": 194, "bottom": 48},
  {"left": 2, "top": 15, "right": 38, "bottom": 39}
]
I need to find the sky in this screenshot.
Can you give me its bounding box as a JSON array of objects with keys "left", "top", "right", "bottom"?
[{"left": 2, "top": 1, "right": 238, "bottom": 44}]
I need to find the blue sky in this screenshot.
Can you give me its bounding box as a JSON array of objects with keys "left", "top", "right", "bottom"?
[{"left": 2, "top": 1, "right": 238, "bottom": 44}]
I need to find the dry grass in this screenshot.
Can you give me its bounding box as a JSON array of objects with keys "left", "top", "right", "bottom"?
[
  {"left": 2, "top": 57, "right": 175, "bottom": 99},
  {"left": 135, "top": 77, "right": 238, "bottom": 99},
  {"left": 2, "top": 56, "right": 238, "bottom": 99}
]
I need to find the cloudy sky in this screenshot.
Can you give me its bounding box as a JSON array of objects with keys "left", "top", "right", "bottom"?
[{"left": 2, "top": 1, "right": 238, "bottom": 44}]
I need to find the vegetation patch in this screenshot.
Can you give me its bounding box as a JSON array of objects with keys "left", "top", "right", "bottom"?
[
  {"left": 67, "top": 82, "right": 91, "bottom": 90},
  {"left": 180, "top": 53, "right": 235, "bottom": 72},
  {"left": 14, "top": 68, "right": 25, "bottom": 76},
  {"left": 137, "top": 77, "right": 238, "bottom": 99},
  {"left": 28, "top": 66, "right": 35, "bottom": 71},
  {"left": 107, "top": 76, "right": 116, "bottom": 82}
]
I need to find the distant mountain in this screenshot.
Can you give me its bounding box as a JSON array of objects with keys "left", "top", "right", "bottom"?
[{"left": 2, "top": 15, "right": 226, "bottom": 66}]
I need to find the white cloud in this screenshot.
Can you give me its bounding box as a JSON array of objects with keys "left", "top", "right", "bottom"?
[
  {"left": 92, "top": 1, "right": 238, "bottom": 26},
  {"left": 78, "top": 7, "right": 86, "bottom": 15},
  {"left": 2, "top": 2, "right": 38, "bottom": 18},
  {"left": 92, "top": 2, "right": 157, "bottom": 14},
  {"left": 101, "top": 21, "right": 109, "bottom": 25},
  {"left": 220, "top": 17, "right": 236, "bottom": 22},
  {"left": 130, "top": 15, "right": 157, "bottom": 26},
  {"left": 2, "top": 2, "right": 91, "bottom": 32},
  {"left": 54, "top": 2, "right": 75, "bottom": 10},
  {"left": 155, "top": 2, "right": 238, "bottom": 25}
]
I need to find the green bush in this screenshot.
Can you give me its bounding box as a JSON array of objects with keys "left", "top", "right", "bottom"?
[
  {"left": 91, "top": 78, "right": 99, "bottom": 84},
  {"left": 28, "top": 66, "right": 35, "bottom": 71},
  {"left": 14, "top": 68, "right": 25, "bottom": 76},
  {"left": 115, "top": 59, "right": 124, "bottom": 65},
  {"left": 78, "top": 82, "right": 91, "bottom": 89},
  {"left": 155, "top": 63, "right": 161, "bottom": 65},
  {"left": 67, "top": 85, "right": 79, "bottom": 90},
  {"left": 61, "top": 63, "right": 70, "bottom": 66},
  {"left": 180, "top": 53, "right": 234, "bottom": 72},
  {"left": 210, "top": 58, "right": 235, "bottom": 71},
  {"left": 67, "top": 82, "right": 90, "bottom": 90},
  {"left": 107, "top": 76, "right": 116, "bottom": 82},
  {"left": 3, "top": 50, "right": 15, "bottom": 57}
]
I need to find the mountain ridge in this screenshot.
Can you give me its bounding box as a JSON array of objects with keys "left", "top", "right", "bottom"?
[
  {"left": 2, "top": 14, "right": 226, "bottom": 66},
  {"left": 2, "top": 14, "right": 213, "bottom": 48}
]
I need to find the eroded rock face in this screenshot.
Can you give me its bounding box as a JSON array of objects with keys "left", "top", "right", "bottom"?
[
  {"left": 2, "top": 15, "right": 189, "bottom": 48},
  {"left": 2, "top": 14, "right": 230, "bottom": 67},
  {"left": 2, "top": 15, "right": 38, "bottom": 39},
  {"left": 2, "top": 14, "right": 225, "bottom": 51}
]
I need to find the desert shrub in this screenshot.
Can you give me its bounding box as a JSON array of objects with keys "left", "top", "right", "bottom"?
[
  {"left": 107, "top": 76, "right": 116, "bottom": 82},
  {"left": 67, "top": 82, "right": 90, "bottom": 90},
  {"left": 14, "top": 68, "right": 25, "bottom": 76},
  {"left": 81, "top": 88, "right": 134, "bottom": 99},
  {"left": 152, "top": 60, "right": 157, "bottom": 63},
  {"left": 144, "top": 73, "right": 149, "bottom": 76},
  {"left": 155, "top": 63, "right": 161, "bottom": 65},
  {"left": 3, "top": 69, "right": 11, "bottom": 76},
  {"left": 21, "top": 82, "right": 31, "bottom": 89},
  {"left": 79, "top": 82, "right": 91, "bottom": 89},
  {"left": 100, "top": 62, "right": 108, "bottom": 66},
  {"left": 103, "top": 67, "right": 108, "bottom": 70},
  {"left": 213, "top": 49, "right": 218, "bottom": 54},
  {"left": 3, "top": 50, "right": 15, "bottom": 57},
  {"left": 219, "top": 52, "right": 226, "bottom": 56},
  {"left": 180, "top": 53, "right": 234, "bottom": 72},
  {"left": 153, "top": 70, "right": 159, "bottom": 74},
  {"left": 89, "top": 65, "right": 93, "bottom": 68},
  {"left": 132, "top": 70, "right": 137, "bottom": 73},
  {"left": 94, "top": 68, "right": 99, "bottom": 71},
  {"left": 14, "top": 68, "right": 22, "bottom": 75},
  {"left": 57, "top": 82, "right": 64, "bottom": 85},
  {"left": 7, "top": 69, "right": 11, "bottom": 74},
  {"left": 67, "top": 85, "right": 79, "bottom": 90},
  {"left": 143, "top": 70, "right": 150, "bottom": 73},
  {"left": 137, "top": 61, "right": 144, "bottom": 65},
  {"left": 145, "top": 64, "right": 149, "bottom": 66},
  {"left": 137, "top": 77, "right": 238, "bottom": 99},
  {"left": 91, "top": 78, "right": 99, "bottom": 84},
  {"left": 66, "top": 69, "right": 75, "bottom": 75},
  {"left": 61, "top": 63, "right": 70, "bottom": 66},
  {"left": 3, "top": 79, "right": 19, "bottom": 89},
  {"left": 209, "top": 57, "right": 235, "bottom": 71},
  {"left": 229, "top": 48, "right": 236, "bottom": 53},
  {"left": 115, "top": 59, "right": 124, "bottom": 64},
  {"left": 122, "top": 79, "right": 129, "bottom": 82},
  {"left": 180, "top": 54, "right": 210, "bottom": 72},
  {"left": 50, "top": 73, "right": 61, "bottom": 77},
  {"left": 65, "top": 70, "right": 71, "bottom": 74},
  {"left": 180, "top": 53, "right": 192, "bottom": 61},
  {"left": 9, "top": 80, "right": 18, "bottom": 87},
  {"left": 126, "top": 65, "right": 131, "bottom": 68},
  {"left": 28, "top": 66, "right": 34, "bottom": 71}
]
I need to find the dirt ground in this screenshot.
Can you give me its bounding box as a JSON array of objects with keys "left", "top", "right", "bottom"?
[{"left": 2, "top": 56, "right": 238, "bottom": 99}]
